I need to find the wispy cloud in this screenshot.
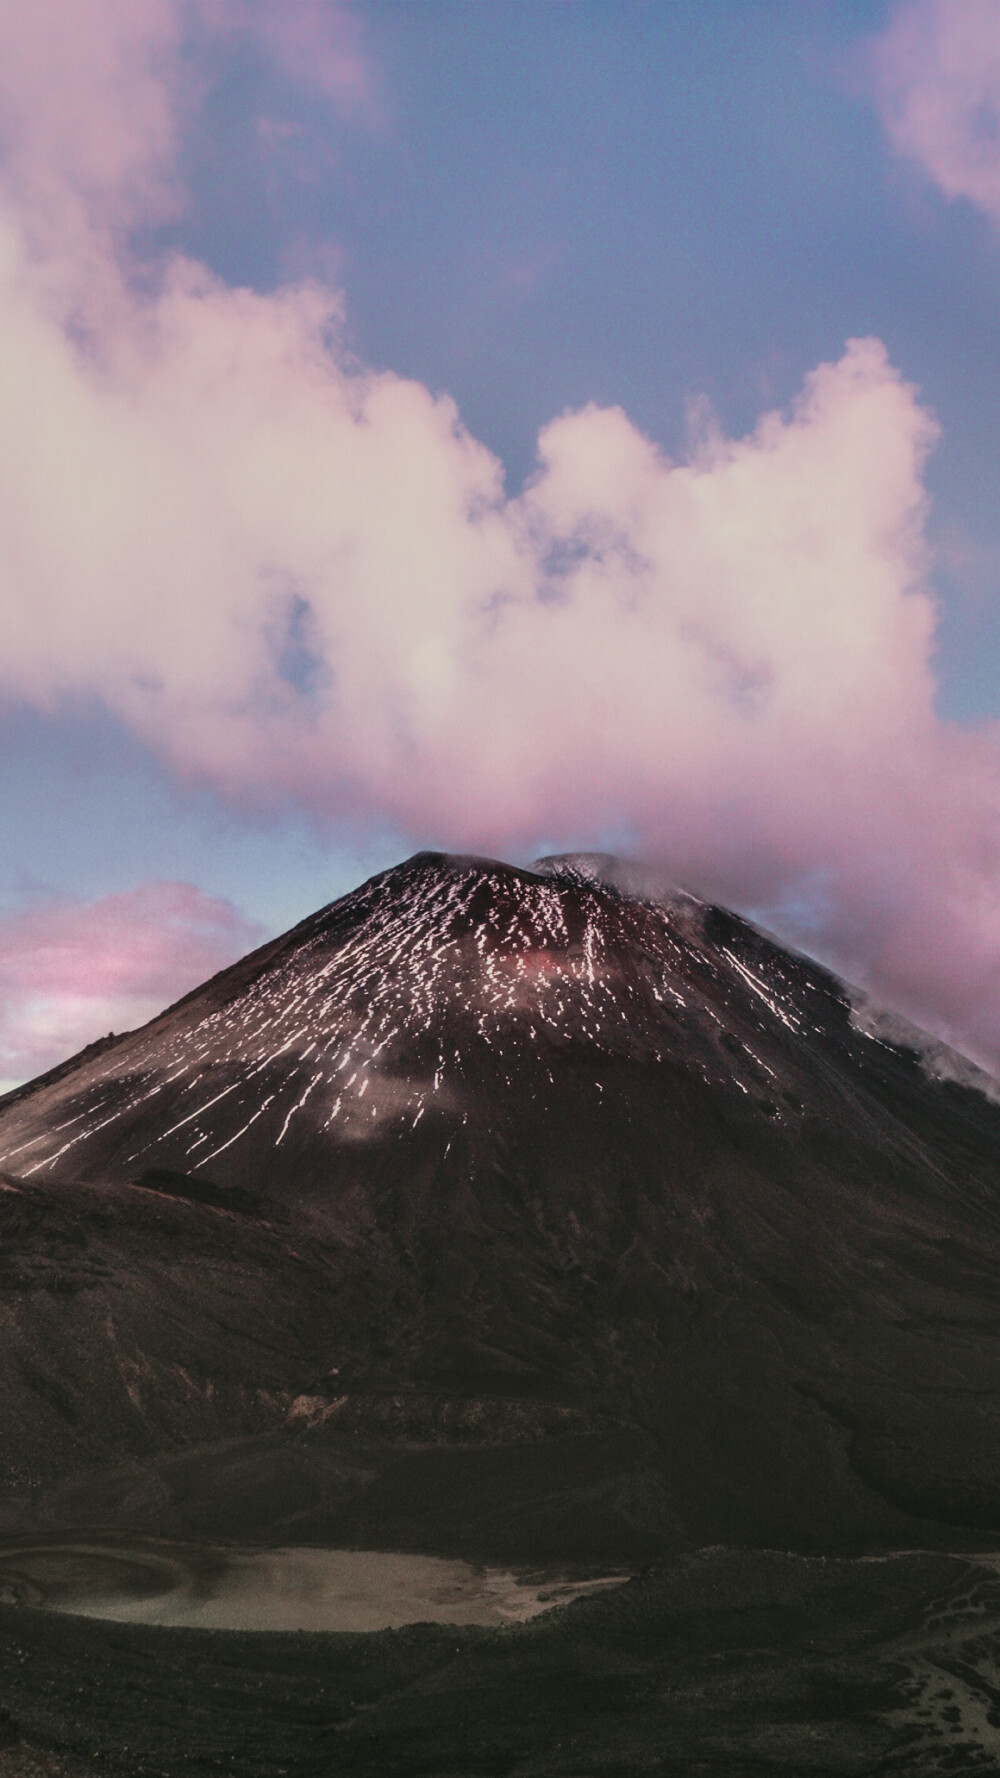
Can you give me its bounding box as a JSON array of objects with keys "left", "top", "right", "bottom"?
[
  {"left": 231, "top": 0, "right": 375, "bottom": 120},
  {"left": 871, "top": 0, "right": 1000, "bottom": 225},
  {"left": 0, "top": 0, "right": 372, "bottom": 256},
  {"left": 0, "top": 882, "right": 261, "bottom": 1085}
]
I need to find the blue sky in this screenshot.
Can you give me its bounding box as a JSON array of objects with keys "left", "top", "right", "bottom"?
[{"left": 2, "top": 0, "right": 1000, "bottom": 1081}]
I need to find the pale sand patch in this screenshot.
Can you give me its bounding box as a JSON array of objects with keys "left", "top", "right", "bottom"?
[{"left": 0, "top": 1541, "right": 629, "bottom": 1632}]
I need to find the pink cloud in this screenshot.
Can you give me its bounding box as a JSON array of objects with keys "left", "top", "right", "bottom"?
[
  {"left": 0, "top": 0, "right": 195, "bottom": 285},
  {"left": 0, "top": 0, "right": 372, "bottom": 262},
  {"left": 236, "top": 2, "right": 374, "bottom": 118},
  {"left": 2, "top": 1, "right": 1000, "bottom": 1077},
  {"left": 871, "top": 0, "right": 1000, "bottom": 223},
  {"left": 0, "top": 883, "right": 262, "bottom": 1087}
]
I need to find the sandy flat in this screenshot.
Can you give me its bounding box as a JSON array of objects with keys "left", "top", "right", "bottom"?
[{"left": 0, "top": 1540, "right": 629, "bottom": 1632}]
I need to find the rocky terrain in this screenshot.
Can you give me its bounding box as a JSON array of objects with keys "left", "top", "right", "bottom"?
[
  {"left": 4, "top": 850, "right": 1000, "bottom": 1770},
  {"left": 5, "top": 1545, "right": 1000, "bottom": 1775}
]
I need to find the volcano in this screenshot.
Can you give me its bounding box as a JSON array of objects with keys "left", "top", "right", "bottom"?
[
  {"left": 6, "top": 853, "right": 1000, "bottom": 1772},
  {"left": 7, "top": 853, "right": 1000, "bottom": 1770}
]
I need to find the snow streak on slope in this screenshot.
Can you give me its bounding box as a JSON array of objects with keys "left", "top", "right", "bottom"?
[{"left": 0, "top": 852, "right": 929, "bottom": 1187}]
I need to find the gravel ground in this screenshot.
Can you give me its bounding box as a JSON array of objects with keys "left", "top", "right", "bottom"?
[{"left": 1, "top": 1546, "right": 992, "bottom": 1776}]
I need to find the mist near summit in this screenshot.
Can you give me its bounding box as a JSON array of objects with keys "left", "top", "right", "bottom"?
[{"left": 2, "top": 0, "right": 1000, "bottom": 1072}]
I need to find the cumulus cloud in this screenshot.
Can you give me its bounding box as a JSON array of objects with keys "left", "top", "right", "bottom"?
[
  {"left": 0, "top": 883, "right": 262, "bottom": 1088},
  {"left": 871, "top": 0, "right": 1000, "bottom": 223},
  {"left": 2, "top": 1, "right": 1000, "bottom": 1071}
]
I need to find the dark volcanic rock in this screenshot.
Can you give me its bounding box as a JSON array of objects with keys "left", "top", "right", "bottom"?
[
  {"left": 3, "top": 1546, "right": 993, "bottom": 1776},
  {"left": 3, "top": 851, "right": 1000, "bottom": 1558}
]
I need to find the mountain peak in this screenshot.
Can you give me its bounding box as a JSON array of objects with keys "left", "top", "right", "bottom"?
[
  {"left": 0, "top": 844, "right": 982, "bottom": 1207},
  {"left": 0, "top": 850, "right": 777, "bottom": 1183}
]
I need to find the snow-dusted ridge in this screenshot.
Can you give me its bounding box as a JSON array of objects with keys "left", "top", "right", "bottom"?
[{"left": 0, "top": 849, "right": 996, "bottom": 1194}]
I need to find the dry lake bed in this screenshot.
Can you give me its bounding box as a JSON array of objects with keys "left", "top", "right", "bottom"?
[{"left": 0, "top": 1538, "right": 628, "bottom": 1632}]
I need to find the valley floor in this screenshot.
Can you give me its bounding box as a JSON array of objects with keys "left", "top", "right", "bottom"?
[{"left": 2, "top": 1544, "right": 998, "bottom": 1776}]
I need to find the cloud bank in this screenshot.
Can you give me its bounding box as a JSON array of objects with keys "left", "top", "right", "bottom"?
[
  {"left": 1, "top": 2, "right": 1000, "bottom": 1070},
  {"left": 0, "top": 883, "right": 261, "bottom": 1088}
]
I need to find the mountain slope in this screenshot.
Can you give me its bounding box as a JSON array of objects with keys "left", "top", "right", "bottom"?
[{"left": 3, "top": 850, "right": 1000, "bottom": 1557}]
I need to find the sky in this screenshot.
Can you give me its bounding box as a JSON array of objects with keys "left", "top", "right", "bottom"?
[{"left": 3, "top": 0, "right": 1000, "bottom": 1085}]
